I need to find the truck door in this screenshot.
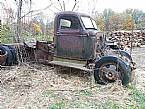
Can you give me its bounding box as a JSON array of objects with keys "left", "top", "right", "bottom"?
[{"left": 55, "top": 15, "right": 84, "bottom": 59}]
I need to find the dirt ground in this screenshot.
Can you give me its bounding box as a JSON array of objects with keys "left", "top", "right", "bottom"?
[{"left": 0, "top": 46, "right": 145, "bottom": 109}]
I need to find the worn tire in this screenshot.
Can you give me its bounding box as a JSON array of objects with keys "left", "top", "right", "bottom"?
[
  {"left": 94, "top": 56, "right": 131, "bottom": 86},
  {"left": 1, "top": 45, "right": 13, "bottom": 65},
  {"left": 6, "top": 45, "right": 18, "bottom": 64},
  {"left": 0, "top": 45, "right": 8, "bottom": 65}
]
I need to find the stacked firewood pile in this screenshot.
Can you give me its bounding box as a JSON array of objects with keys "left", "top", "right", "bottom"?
[{"left": 107, "top": 31, "right": 145, "bottom": 49}]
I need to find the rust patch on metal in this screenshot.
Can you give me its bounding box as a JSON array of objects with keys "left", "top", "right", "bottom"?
[
  {"left": 35, "top": 41, "right": 54, "bottom": 64},
  {"left": 0, "top": 51, "right": 7, "bottom": 65}
]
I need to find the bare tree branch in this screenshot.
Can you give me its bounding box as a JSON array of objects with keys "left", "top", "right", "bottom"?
[
  {"left": 63, "top": 1, "right": 65, "bottom": 11},
  {"left": 52, "top": 5, "right": 62, "bottom": 12},
  {"left": 57, "top": 0, "right": 63, "bottom": 11},
  {"left": 0, "top": 1, "right": 7, "bottom": 9},
  {"left": 72, "top": 0, "right": 79, "bottom": 11},
  {"left": 20, "top": 3, "right": 53, "bottom": 19},
  {"left": 30, "top": 9, "right": 57, "bottom": 17}
]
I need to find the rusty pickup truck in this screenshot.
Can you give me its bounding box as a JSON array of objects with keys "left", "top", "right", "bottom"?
[{"left": 0, "top": 11, "right": 136, "bottom": 86}]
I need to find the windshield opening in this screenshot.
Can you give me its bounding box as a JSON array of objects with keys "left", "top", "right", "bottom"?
[{"left": 81, "top": 16, "right": 98, "bottom": 30}]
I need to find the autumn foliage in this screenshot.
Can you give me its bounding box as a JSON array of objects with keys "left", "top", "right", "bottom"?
[{"left": 94, "top": 9, "right": 145, "bottom": 31}]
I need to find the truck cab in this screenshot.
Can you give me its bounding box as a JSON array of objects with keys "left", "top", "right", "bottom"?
[{"left": 54, "top": 11, "right": 98, "bottom": 60}]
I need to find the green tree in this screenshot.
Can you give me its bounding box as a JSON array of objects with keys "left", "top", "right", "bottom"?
[{"left": 0, "top": 24, "right": 14, "bottom": 43}]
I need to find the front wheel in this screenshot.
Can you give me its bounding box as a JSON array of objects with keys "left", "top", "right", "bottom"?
[{"left": 94, "top": 56, "right": 131, "bottom": 86}]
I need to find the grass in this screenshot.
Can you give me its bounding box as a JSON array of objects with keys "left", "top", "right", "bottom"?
[
  {"left": 49, "top": 102, "right": 65, "bottom": 109},
  {"left": 128, "top": 85, "right": 145, "bottom": 109},
  {"left": 75, "top": 89, "right": 93, "bottom": 96},
  {"left": 96, "top": 101, "right": 121, "bottom": 109},
  {"left": 41, "top": 85, "right": 145, "bottom": 109},
  {"left": 100, "top": 85, "right": 145, "bottom": 109}
]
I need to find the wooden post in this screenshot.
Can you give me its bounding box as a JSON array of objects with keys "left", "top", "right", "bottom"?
[
  {"left": 0, "top": 19, "right": 1, "bottom": 42},
  {"left": 16, "top": 0, "right": 22, "bottom": 43},
  {"left": 130, "top": 11, "right": 134, "bottom": 55}
]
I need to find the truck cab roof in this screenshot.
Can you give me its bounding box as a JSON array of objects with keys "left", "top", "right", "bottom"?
[{"left": 55, "top": 11, "right": 90, "bottom": 17}]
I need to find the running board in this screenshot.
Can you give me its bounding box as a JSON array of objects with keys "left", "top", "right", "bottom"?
[{"left": 49, "top": 61, "right": 93, "bottom": 72}]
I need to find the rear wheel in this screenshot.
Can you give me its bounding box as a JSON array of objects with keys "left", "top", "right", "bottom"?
[
  {"left": 0, "top": 45, "right": 7, "bottom": 65},
  {"left": 0, "top": 45, "right": 13, "bottom": 65},
  {"left": 6, "top": 45, "right": 18, "bottom": 64},
  {"left": 94, "top": 56, "right": 130, "bottom": 86}
]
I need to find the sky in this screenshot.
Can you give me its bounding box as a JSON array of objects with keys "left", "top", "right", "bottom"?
[
  {"left": 96, "top": 0, "right": 145, "bottom": 12},
  {"left": 31, "top": 0, "right": 145, "bottom": 13},
  {"left": 1, "top": 0, "right": 145, "bottom": 13}
]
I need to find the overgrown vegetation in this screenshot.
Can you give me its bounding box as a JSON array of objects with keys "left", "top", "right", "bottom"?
[{"left": 0, "top": 24, "right": 15, "bottom": 43}]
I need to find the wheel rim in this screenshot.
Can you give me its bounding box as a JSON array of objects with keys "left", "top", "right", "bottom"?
[{"left": 99, "top": 62, "right": 122, "bottom": 83}]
